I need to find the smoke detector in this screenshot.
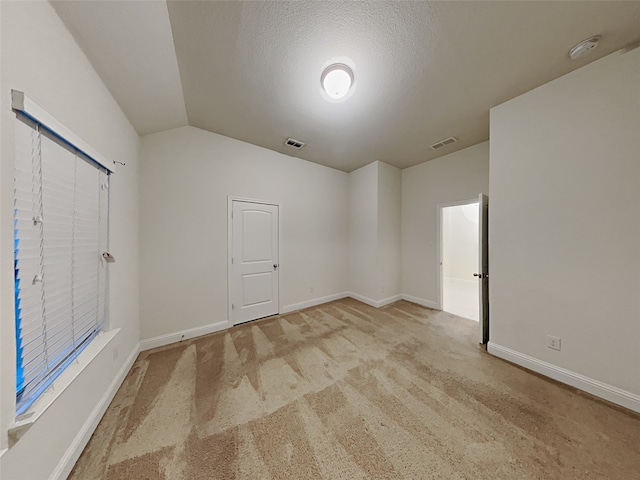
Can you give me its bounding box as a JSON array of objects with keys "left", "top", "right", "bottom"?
[
  {"left": 430, "top": 136, "right": 457, "bottom": 150},
  {"left": 284, "top": 137, "right": 306, "bottom": 149},
  {"left": 569, "top": 36, "right": 600, "bottom": 60}
]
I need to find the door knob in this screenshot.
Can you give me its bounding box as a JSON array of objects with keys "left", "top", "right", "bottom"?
[
  {"left": 473, "top": 273, "right": 481, "bottom": 277},
  {"left": 273, "top": 264, "right": 278, "bottom": 270}
]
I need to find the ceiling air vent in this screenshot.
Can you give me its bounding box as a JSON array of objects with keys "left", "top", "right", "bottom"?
[
  {"left": 430, "top": 136, "right": 458, "bottom": 150},
  {"left": 284, "top": 138, "right": 306, "bottom": 150}
]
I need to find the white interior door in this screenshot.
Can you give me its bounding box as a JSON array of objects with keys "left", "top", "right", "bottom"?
[
  {"left": 478, "top": 193, "right": 489, "bottom": 344},
  {"left": 231, "top": 201, "right": 279, "bottom": 325}
]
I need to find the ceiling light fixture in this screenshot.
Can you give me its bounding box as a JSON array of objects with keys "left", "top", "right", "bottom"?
[{"left": 321, "top": 63, "right": 354, "bottom": 100}]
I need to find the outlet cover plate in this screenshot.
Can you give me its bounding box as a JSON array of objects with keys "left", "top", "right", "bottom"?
[{"left": 547, "top": 335, "right": 561, "bottom": 351}]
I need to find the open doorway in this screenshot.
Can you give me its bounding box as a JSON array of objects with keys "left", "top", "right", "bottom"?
[{"left": 440, "top": 201, "right": 480, "bottom": 321}]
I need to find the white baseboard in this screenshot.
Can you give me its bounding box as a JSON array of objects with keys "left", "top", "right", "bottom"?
[
  {"left": 488, "top": 342, "right": 640, "bottom": 414},
  {"left": 51, "top": 343, "right": 140, "bottom": 480},
  {"left": 401, "top": 294, "right": 439, "bottom": 310},
  {"left": 376, "top": 294, "right": 403, "bottom": 307},
  {"left": 140, "top": 320, "right": 230, "bottom": 351},
  {"left": 142, "top": 292, "right": 404, "bottom": 351},
  {"left": 281, "top": 292, "right": 349, "bottom": 314},
  {"left": 347, "top": 292, "right": 403, "bottom": 308},
  {"left": 345, "top": 292, "right": 377, "bottom": 307}
]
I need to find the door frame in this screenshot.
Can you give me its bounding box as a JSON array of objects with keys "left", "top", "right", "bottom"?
[
  {"left": 478, "top": 193, "right": 489, "bottom": 345},
  {"left": 227, "top": 196, "right": 282, "bottom": 325},
  {"left": 436, "top": 197, "right": 480, "bottom": 312}
]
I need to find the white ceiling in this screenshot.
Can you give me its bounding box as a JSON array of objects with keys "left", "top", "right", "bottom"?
[
  {"left": 53, "top": 1, "right": 640, "bottom": 172},
  {"left": 52, "top": 0, "right": 187, "bottom": 136}
]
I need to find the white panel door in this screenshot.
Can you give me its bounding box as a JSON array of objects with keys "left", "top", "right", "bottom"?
[
  {"left": 231, "top": 201, "right": 279, "bottom": 325},
  {"left": 478, "top": 193, "right": 489, "bottom": 344}
]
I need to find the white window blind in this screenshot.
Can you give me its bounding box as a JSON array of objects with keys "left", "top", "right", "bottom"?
[{"left": 14, "top": 117, "right": 109, "bottom": 415}]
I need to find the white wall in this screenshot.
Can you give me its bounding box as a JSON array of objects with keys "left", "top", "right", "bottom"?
[
  {"left": 0, "top": 2, "right": 140, "bottom": 479},
  {"left": 402, "top": 142, "right": 489, "bottom": 307},
  {"left": 348, "top": 162, "right": 379, "bottom": 301},
  {"left": 348, "top": 161, "right": 402, "bottom": 304},
  {"left": 489, "top": 48, "right": 640, "bottom": 407},
  {"left": 377, "top": 162, "right": 402, "bottom": 298},
  {"left": 139, "top": 126, "right": 349, "bottom": 341}
]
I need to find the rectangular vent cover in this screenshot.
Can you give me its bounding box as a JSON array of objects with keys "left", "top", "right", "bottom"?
[
  {"left": 430, "top": 136, "right": 458, "bottom": 150},
  {"left": 285, "top": 138, "right": 306, "bottom": 149}
]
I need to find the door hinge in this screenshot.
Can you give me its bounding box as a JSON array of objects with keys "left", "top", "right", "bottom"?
[
  {"left": 232, "top": 304, "right": 235, "bottom": 310},
  {"left": 231, "top": 257, "right": 234, "bottom": 264}
]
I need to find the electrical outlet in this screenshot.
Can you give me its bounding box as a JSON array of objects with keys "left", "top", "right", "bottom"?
[
  {"left": 113, "top": 348, "right": 119, "bottom": 361},
  {"left": 381, "top": 286, "right": 385, "bottom": 294},
  {"left": 310, "top": 286, "right": 314, "bottom": 294},
  {"left": 547, "top": 335, "right": 561, "bottom": 351}
]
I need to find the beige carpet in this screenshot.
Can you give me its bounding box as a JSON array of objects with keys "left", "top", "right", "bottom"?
[{"left": 70, "top": 299, "right": 640, "bottom": 479}]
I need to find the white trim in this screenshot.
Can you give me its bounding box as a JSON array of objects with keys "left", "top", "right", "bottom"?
[
  {"left": 376, "top": 294, "right": 403, "bottom": 307},
  {"left": 141, "top": 291, "right": 420, "bottom": 352},
  {"left": 346, "top": 292, "right": 378, "bottom": 307},
  {"left": 8, "top": 329, "right": 120, "bottom": 443},
  {"left": 488, "top": 342, "right": 640, "bottom": 414},
  {"left": 226, "top": 195, "right": 282, "bottom": 206},
  {"left": 139, "top": 320, "right": 229, "bottom": 351},
  {"left": 227, "top": 196, "right": 282, "bottom": 326},
  {"left": 227, "top": 198, "right": 233, "bottom": 324},
  {"left": 11, "top": 90, "right": 115, "bottom": 172},
  {"left": 281, "top": 292, "right": 349, "bottom": 314},
  {"left": 50, "top": 343, "right": 140, "bottom": 480},
  {"left": 401, "top": 294, "right": 439, "bottom": 309},
  {"left": 436, "top": 198, "right": 481, "bottom": 209},
  {"left": 347, "top": 292, "right": 403, "bottom": 308}
]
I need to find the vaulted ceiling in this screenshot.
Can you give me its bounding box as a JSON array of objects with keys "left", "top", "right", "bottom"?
[{"left": 52, "top": 1, "right": 640, "bottom": 172}]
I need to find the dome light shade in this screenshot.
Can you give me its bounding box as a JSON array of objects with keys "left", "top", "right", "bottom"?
[{"left": 321, "top": 63, "right": 354, "bottom": 100}]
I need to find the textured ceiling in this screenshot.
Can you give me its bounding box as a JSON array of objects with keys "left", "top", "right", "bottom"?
[{"left": 53, "top": 1, "right": 640, "bottom": 172}]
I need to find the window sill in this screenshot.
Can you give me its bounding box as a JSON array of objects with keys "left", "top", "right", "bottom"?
[{"left": 7, "top": 328, "right": 120, "bottom": 446}]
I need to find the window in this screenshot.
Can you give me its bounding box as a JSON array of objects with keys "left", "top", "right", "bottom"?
[{"left": 13, "top": 113, "right": 110, "bottom": 415}]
